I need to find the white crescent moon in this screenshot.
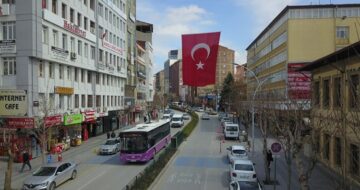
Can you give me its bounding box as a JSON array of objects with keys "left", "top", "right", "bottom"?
[{"left": 191, "top": 43, "right": 210, "bottom": 61}]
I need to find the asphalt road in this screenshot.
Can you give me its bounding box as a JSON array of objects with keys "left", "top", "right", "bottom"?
[{"left": 2, "top": 109, "right": 188, "bottom": 190}]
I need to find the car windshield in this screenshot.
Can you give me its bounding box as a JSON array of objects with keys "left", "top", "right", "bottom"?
[
  {"left": 226, "top": 126, "right": 238, "bottom": 131},
  {"left": 172, "top": 117, "right": 181, "bottom": 121},
  {"left": 238, "top": 181, "right": 259, "bottom": 190},
  {"left": 105, "top": 140, "right": 117, "bottom": 145},
  {"left": 235, "top": 164, "right": 253, "bottom": 171},
  {"left": 33, "top": 167, "right": 57, "bottom": 176},
  {"left": 233, "top": 149, "right": 246, "bottom": 155}
]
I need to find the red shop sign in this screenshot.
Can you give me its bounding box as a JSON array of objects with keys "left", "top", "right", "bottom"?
[
  {"left": 45, "top": 115, "right": 62, "bottom": 128},
  {"left": 82, "top": 110, "right": 96, "bottom": 122},
  {"left": 5, "top": 118, "right": 34, "bottom": 129}
]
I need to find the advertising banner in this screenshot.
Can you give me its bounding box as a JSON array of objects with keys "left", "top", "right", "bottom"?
[
  {"left": 0, "top": 90, "right": 27, "bottom": 116},
  {"left": 288, "top": 63, "right": 311, "bottom": 100},
  {"left": 45, "top": 115, "right": 63, "bottom": 128},
  {"left": 64, "top": 114, "right": 83, "bottom": 126},
  {"left": 4, "top": 118, "right": 34, "bottom": 129}
]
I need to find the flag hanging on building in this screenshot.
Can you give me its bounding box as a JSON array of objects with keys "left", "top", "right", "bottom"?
[{"left": 182, "top": 32, "right": 220, "bottom": 86}]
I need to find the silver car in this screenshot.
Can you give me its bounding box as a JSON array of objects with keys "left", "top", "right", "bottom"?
[
  {"left": 99, "top": 138, "right": 121, "bottom": 155},
  {"left": 23, "top": 161, "right": 77, "bottom": 190}
]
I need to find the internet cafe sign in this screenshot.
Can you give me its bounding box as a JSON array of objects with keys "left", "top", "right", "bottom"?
[{"left": 0, "top": 90, "right": 27, "bottom": 116}]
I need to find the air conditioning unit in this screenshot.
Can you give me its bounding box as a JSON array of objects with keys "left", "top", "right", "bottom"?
[
  {"left": 70, "top": 52, "right": 77, "bottom": 60},
  {"left": 0, "top": 4, "right": 10, "bottom": 16}
]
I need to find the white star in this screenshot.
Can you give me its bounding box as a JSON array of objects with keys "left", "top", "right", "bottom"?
[{"left": 196, "top": 61, "right": 204, "bottom": 70}]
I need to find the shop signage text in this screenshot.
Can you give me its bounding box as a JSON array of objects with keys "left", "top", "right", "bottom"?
[
  {"left": 4, "top": 118, "right": 34, "bottom": 129},
  {"left": 0, "top": 90, "right": 27, "bottom": 116},
  {"left": 64, "top": 114, "right": 83, "bottom": 125},
  {"left": 83, "top": 110, "right": 96, "bottom": 122},
  {"left": 0, "top": 40, "right": 16, "bottom": 54},
  {"left": 55, "top": 86, "right": 74, "bottom": 95},
  {"left": 64, "top": 20, "right": 86, "bottom": 38},
  {"left": 45, "top": 115, "right": 63, "bottom": 128},
  {"left": 102, "top": 39, "right": 123, "bottom": 55}
]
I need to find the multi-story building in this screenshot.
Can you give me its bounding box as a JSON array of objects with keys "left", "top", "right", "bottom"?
[
  {"left": 169, "top": 60, "right": 181, "bottom": 100},
  {"left": 0, "top": 0, "right": 127, "bottom": 157},
  {"left": 234, "top": 64, "right": 246, "bottom": 82},
  {"left": 164, "top": 49, "right": 181, "bottom": 95},
  {"left": 155, "top": 70, "right": 165, "bottom": 96},
  {"left": 135, "top": 20, "right": 153, "bottom": 120},
  {"left": 246, "top": 4, "right": 360, "bottom": 101},
  {"left": 300, "top": 40, "right": 360, "bottom": 186}
]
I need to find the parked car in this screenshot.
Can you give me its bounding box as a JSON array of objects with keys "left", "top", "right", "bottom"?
[
  {"left": 171, "top": 114, "right": 184, "bottom": 127},
  {"left": 197, "top": 107, "right": 204, "bottom": 112},
  {"left": 99, "top": 138, "right": 120, "bottom": 155},
  {"left": 227, "top": 145, "right": 248, "bottom": 163},
  {"left": 229, "top": 180, "right": 263, "bottom": 190},
  {"left": 23, "top": 162, "right": 77, "bottom": 190},
  {"left": 229, "top": 159, "right": 257, "bottom": 182},
  {"left": 162, "top": 113, "right": 172, "bottom": 120},
  {"left": 224, "top": 123, "right": 239, "bottom": 140},
  {"left": 183, "top": 113, "right": 190, "bottom": 120},
  {"left": 201, "top": 113, "right": 210, "bottom": 120}
]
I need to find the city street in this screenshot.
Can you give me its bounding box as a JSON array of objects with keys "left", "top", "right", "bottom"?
[{"left": 0, "top": 110, "right": 187, "bottom": 190}]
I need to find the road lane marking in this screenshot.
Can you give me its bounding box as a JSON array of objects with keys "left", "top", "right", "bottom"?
[{"left": 77, "top": 170, "right": 107, "bottom": 190}]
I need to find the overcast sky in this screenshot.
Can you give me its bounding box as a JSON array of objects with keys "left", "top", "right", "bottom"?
[{"left": 136, "top": 0, "right": 360, "bottom": 74}]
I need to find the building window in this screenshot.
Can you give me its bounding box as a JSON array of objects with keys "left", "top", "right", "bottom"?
[
  {"left": 75, "top": 94, "right": 79, "bottom": 108},
  {"left": 49, "top": 62, "right": 54, "bottom": 78},
  {"left": 99, "top": 49, "right": 103, "bottom": 62},
  {"left": 39, "top": 62, "right": 44, "bottom": 77},
  {"left": 103, "top": 74, "right": 106, "bottom": 85},
  {"left": 61, "top": 3, "right": 67, "bottom": 19},
  {"left": 59, "top": 65, "right": 63, "bottom": 79},
  {"left": 2, "top": 22, "right": 16, "bottom": 40},
  {"left": 81, "top": 94, "right": 86, "bottom": 107},
  {"left": 91, "top": 46, "right": 95, "bottom": 60},
  {"left": 103, "top": 95, "right": 105, "bottom": 108},
  {"left": 3, "top": 57, "right": 16, "bottom": 75},
  {"left": 105, "top": 8, "right": 108, "bottom": 20},
  {"left": 67, "top": 95, "right": 72, "bottom": 109},
  {"left": 351, "top": 144, "right": 360, "bottom": 176},
  {"left": 313, "top": 81, "right": 320, "bottom": 106},
  {"left": 350, "top": 74, "right": 359, "bottom": 109},
  {"left": 84, "top": 43, "right": 88, "bottom": 58},
  {"left": 74, "top": 68, "right": 78, "bottom": 82},
  {"left": 323, "top": 79, "right": 330, "bottom": 108},
  {"left": 98, "top": 3, "right": 103, "bottom": 17},
  {"left": 107, "top": 95, "right": 110, "bottom": 106},
  {"left": 70, "top": 37, "right": 75, "bottom": 52},
  {"left": 84, "top": 17, "right": 88, "bottom": 30},
  {"left": 87, "top": 71, "right": 92, "bottom": 83},
  {"left": 96, "top": 73, "right": 99, "bottom": 84},
  {"left": 96, "top": 95, "right": 101, "bottom": 107},
  {"left": 59, "top": 95, "right": 64, "bottom": 109},
  {"left": 87, "top": 95, "right": 93, "bottom": 107},
  {"left": 81, "top": 69, "right": 85, "bottom": 82},
  {"left": 67, "top": 66, "right": 71, "bottom": 80},
  {"left": 42, "top": 26, "right": 49, "bottom": 44},
  {"left": 78, "top": 40, "right": 82, "bottom": 55},
  {"left": 49, "top": 93, "right": 55, "bottom": 109},
  {"left": 52, "top": 30, "right": 58, "bottom": 47},
  {"left": 70, "top": 8, "right": 74, "bottom": 23},
  {"left": 62, "top": 34, "right": 67, "bottom": 50},
  {"left": 323, "top": 134, "right": 330, "bottom": 160},
  {"left": 90, "top": 0, "right": 95, "bottom": 10},
  {"left": 333, "top": 77, "right": 342, "bottom": 108},
  {"left": 52, "top": 0, "right": 57, "bottom": 14},
  {"left": 77, "top": 13, "right": 82, "bottom": 27},
  {"left": 334, "top": 137, "right": 342, "bottom": 166},
  {"left": 336, "top": 26, "right": 349, "bottom": 39}
]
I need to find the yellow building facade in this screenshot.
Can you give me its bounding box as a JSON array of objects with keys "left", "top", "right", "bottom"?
[
  {"left": 246, "top": 4, "right": 360, "bottom": 100},
  {"left": 301, "top": 41, "right": 360, "bottom": 185}
]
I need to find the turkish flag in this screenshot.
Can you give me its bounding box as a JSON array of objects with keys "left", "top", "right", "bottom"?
[{"left": 182, "top": 32, "right": 220, "bottom": 86}]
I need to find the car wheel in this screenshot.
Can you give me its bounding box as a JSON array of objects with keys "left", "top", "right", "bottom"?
[
  {"left": 71, "top": 170, "right": 77, "bottom": 180},
  {"left": 49, "top": 182, "right": 56, "bottom": 190}
]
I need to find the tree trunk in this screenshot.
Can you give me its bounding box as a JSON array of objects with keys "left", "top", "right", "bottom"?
[
  {"left": 263, "top": 138, "right": 271, "bottom": 182},
  {"left": 294, "top": 150, "right": 310, "bottom": 190},
  {"left": 41, "top": 132, "right": 46, "bottom": 164},
  {"left": 4, "top": 149, "right": 13, "bottom": 190}
]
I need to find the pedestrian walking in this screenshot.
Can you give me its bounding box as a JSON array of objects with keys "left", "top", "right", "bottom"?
[
  {"left": 111, "top": 131, "right": 116, "bottom": 138},
  {"left": 107, "top": 132, "right": 110, "bottom": 139},
  {"left": 266, "top": 150, "right": 273, "bottom": 168},
  {"left": 144, "top": 116, "right": 147, "bottom": 123},
  {"left": 20, "top": 150, "right": 31, "bottom": 172}
]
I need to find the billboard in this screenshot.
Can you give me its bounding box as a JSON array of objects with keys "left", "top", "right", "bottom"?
[
  {"left": 288, "top": 63, "right": 311, "bottom": 100},
  {"left": 0, "top": 90, "right": 27, "bottom": 116}
]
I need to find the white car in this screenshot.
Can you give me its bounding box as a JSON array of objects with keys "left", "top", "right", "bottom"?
[
  {"left": 230, "top": 159, "right": 257, "bottom": 182},
  {"left": 201, "top": 113, "right": 210, "bottom": 120},
  {"left": 229, "top": 180, "right": 263, "bottom": 190},
  {"left": 99, "top": 138, "right": 120, "bottom": 155},
  {"left": 227, "top": 145, "right": 248, "bottom": 163},
  {"left": 224, "top": 123, "right": 239, "bottom": 140},
  {"left": 183, "top": 113, "right": 190, "bottom": 120},
  {"left": 171, "top": 114, "right": 184, "bottom": 127}
]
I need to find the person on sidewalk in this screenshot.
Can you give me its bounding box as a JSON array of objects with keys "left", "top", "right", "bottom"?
[
  {"left": 144, "top": 116, "right": 147, "bottom": 123},
  {"left": 107, "top": 132, "right": 110, "bottom": 139},
  {"left": 111, "top": 131, "right": 116, "bottom": 138},
  {"left": 266, "top": 150, "right": 273, "bottom": 168},
  {"left": 20, "top": 150, "right": 31, "bottom": 172}
]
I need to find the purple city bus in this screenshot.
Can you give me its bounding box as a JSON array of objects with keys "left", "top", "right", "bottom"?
[{"left": 119, "top": 119, "right": 171, "bottom": 162}]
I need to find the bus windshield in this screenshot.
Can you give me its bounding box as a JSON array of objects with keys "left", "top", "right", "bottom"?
[{"left": 120, "top": 133, "right": 147, "bottom": 153}]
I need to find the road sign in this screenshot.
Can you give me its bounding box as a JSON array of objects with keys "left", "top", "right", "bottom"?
[{"left": 271, "top": 142, "right": 282, "bottom": 153}]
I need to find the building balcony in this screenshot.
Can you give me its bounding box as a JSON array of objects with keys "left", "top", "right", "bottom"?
[
  {"left": 336, "top": 38, "right": 349, "bottom": 45},
  {"left": 137, "top": 71, "right": 147, "bottom": 79},
  {"left": 137, "top": 83, "right": 147, "bottom": 92}
]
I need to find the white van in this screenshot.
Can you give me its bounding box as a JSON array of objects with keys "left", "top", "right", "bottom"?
[
  {"left": 171, "top": 114, "right": 184, "bottom": 128},
  {"left": 224, "top": 123, "right": 239, "bottom": 140}
]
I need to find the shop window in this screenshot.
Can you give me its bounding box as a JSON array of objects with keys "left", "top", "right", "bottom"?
[
  {"left": 351, "top": 144, "right": 359, "bottom": 176},
  {"left": 333, "top": 77, "right": 342, "bottom": 108},
  {"left": 323, "top": 134, "right": 330, "bottom": 160},
  {"left": 350, "top": 74, "right": 359, "bottom": 109},
  {"left": 334, "top": 137, "right": 342, "bottom": 166},
  {"left": 323, "top": 79, "right": 330, "bottom": 108}
]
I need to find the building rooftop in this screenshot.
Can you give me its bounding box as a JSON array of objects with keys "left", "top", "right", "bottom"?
[{"left": 246, "top": 4, "right": 360, "bottom": 50}]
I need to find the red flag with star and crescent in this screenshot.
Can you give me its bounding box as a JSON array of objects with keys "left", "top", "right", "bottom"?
[{"left": 182, "top": 32, "right": 220, "bottom": 86}]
